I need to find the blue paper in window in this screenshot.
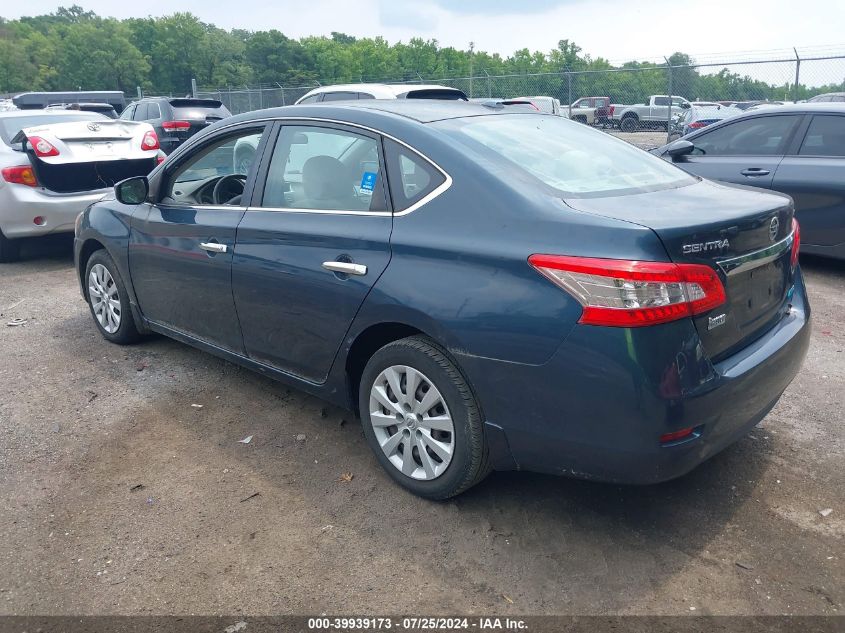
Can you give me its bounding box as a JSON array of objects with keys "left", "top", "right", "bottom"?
[{"left": 360, "top": 171, "right": 377, "bottom": 192}]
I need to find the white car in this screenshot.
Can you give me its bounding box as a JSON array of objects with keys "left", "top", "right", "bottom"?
[
  {"left": 0, "top": 110, "right": 162, "bottom": 262},
  {"left": 295, "top": 83, "right": 467, "bottom": 104}
]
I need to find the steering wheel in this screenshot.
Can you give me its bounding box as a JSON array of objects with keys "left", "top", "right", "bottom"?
[{"left": 212, "top": 174, "right": 246, "bottom": 205}]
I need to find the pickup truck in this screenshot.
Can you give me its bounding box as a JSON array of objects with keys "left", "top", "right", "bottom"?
[
  {"left": 612, "top": 95, "right": 690, "bottom": 132},
  {"left": 566, "top": 96, "right": 612, "bottom": 125}
]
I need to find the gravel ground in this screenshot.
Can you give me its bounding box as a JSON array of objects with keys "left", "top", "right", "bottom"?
[{"left": 0, "top": 235, "right": 842, "bottom": 616}]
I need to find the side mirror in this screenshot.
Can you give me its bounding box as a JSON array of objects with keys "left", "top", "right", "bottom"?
[
  {"left": 680, "top": 102, "right": 691, "bottom": 109},
  {"left": 115, "top": 176, "right": 149, "bottom": 205},
  {"left": 665, "top": 139, "right": 695, "bottom": 161}
]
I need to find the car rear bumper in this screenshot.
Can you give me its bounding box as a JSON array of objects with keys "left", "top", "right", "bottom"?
[
  {"left": 456, "top": 268, "right": 811, "bottom": 483},
  {"left": 0, "top": 184, "right": 108, "bottom": 238}
]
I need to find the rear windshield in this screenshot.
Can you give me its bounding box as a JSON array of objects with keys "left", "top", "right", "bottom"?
[
  {"left": 435, "top": 114, "right": 695, "bottom": 197},
  {"left": 0, "top": 112, "right": 105, "bottom": 145},
  {"left": 170, "top": 103, "right": 231, "bottom": 121},
  {"left": 404, "top": 89, "right": 468, "bottom": 101}
]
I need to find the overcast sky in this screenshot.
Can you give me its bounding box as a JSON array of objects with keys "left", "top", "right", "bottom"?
[{"left": 5, "top": 0, "right": 845, "bottom": 65}]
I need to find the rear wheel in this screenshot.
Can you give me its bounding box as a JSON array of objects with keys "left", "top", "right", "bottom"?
[
  {"left": 359, "top": 336, "right": 490, "bottom": 500},
  {"left": 85, "top": 250, "right": 141, "bottom": 345},
  {"left": 620, "top": 116, "right": 639, "bottom": 133},
  {"left": 0, "top": 229, "right": 20, "bottom": 263}
]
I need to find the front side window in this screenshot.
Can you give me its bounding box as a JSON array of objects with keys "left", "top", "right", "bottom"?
[
  {"left": 691, "top": 115, "right": 801, "bottom": 156},
  {"left": 260, "top": 125, "right": 386, "bottom": 212},
  {"left": 798, "top": 115, "right": 845, "bottom": 157},
  {"left": 164, "top": 127, "right": 264, "bottom": 206},
  {"left": 435, "top": 115, "right": 693, "bottom": 197}
]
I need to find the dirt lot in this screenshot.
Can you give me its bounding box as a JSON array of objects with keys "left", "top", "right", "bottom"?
[{"left": 0, "top": 235, "right": 842, "bottom": 616}]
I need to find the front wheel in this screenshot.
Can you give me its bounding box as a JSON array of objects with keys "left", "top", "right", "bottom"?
[
  {"left": 85, "top": 250, "right": 141, "bottom": 345},
  {"left": 359, "top": 336, "right": 490, "bottom": 500}
]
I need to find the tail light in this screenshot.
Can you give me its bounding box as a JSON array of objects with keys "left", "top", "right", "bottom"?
[
  {"left": 161, "top": 121, "right": 191, "bottom": 131},
  {"left": 156, "top": 155, "right": 165, "bottom": 165},
  {"left": 142, "top": 130, "right": 160, "bottom": 151},
  {"left": 608, "top": 105, "right": 615, "bottom": 115},
  {"left": 1, "top": 165, "right": 38, "bottom": 187},
  {"left": 528, "top": 254, "right": 726, "bottom": 327},
  {"left": 790, "top": 218, "right": 800, "bottom": 268},
  {"left": 27, "top": 136, "right": 59, "bottom": 157},
  {"left": 688, "top": 121, "right": 708, "bottom": 129}
]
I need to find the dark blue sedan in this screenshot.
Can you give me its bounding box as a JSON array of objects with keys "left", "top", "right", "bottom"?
[{"left": 74, "top": 101, "right": 810, "bottom": 499}]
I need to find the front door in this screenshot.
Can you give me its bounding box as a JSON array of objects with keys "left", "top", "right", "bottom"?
[
  {"left": 232, "top": 122, "right": 393, "bottom": 383},
  {"left": 677, "top": 114, "right": 804, "bottom": 189},
  {"left": 129, "top": 124, "right": 269, "bottom": 353}
]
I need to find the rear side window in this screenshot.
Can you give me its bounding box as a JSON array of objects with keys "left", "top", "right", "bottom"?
[
  {"left": 384, "top": 138, "right": 446, "bottom": 211},
  {"left": 133, "top": 103, "right": 149, "bottom": 121},
  {"left": 321, "top": 92, "right": 359, "bottom": 102},
  {"left": 653, "top": 97, "right": 669, "bottom": 106},
  {"left": 298, "top": 94, "right": 321, "bottom": 104},
  {"left": 691, "top": 115, "right": 801, "bottom": 156},
  {"left": 799, "top": 115, "right": 845, "bottom": 157},
  {"left": 358, "top": 92, "right": 375, "bottom": 100},
  {"left": 147, "top": 102, "right": 161, "bottom": 119}
]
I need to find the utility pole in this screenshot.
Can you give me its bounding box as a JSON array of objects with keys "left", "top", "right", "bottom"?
[{"left": 469, "top": 41, "right": 475, "bottom": 98}]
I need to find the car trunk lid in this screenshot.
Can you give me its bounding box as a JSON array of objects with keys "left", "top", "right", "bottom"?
[
  {"left": 12, "top": 120, "right": 158, "bottom": 193},
  {"left": 565, "top": 179, "right": 797, "bottom": 360}
]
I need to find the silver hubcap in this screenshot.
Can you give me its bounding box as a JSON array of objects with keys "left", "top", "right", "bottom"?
[
  {"left": 369, "top": 365, "right": 455, "bottom": 481},
  {"left": 88, "top": 264, "right": 121, "bottom": 334}
]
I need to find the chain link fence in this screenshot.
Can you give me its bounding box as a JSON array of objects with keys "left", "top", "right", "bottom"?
[{"left": 192, "top": 50, "right": 845, "bottom": 146}]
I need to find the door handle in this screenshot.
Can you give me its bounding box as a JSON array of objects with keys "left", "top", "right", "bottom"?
[
  {"left": 322, "top": 261, "right": 367, "bottom": 276},
  {"left": 199, "top": 241, "right": 228, "bottom": 253},
  {"left": 740, "top": 168, "right": 770, "bottom": 177}
]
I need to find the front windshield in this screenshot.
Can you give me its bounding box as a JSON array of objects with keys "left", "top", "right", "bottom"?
[
  {"left": 435, "top": 114, "right": 695, "bottom": 197},
  {"left": 0, "top": 112, "right": 106, "bottom": 145}
]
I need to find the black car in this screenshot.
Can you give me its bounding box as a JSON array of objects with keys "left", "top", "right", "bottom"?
[
  {"left": 120, "top": 97, "right": 231, "bottom": 154},
  {"left": 653, "top": 103, "right": 845, "bottom": 260}
]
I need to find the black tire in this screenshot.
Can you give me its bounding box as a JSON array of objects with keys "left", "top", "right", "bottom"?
[
  {"left": 358, "top": 335, "right": 490, "bottom": 500},
  {"left": 84, "top": 249, "right": 141, "bottom": 345},
  {"left": 620, "top": 116, "right": 638, "bottom": 133},
  {"left": 0, "top": 229, "right": 21, "bottom": 263}
]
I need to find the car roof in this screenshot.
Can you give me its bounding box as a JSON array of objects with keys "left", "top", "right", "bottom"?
[
  {"left": 300, "top": 83, "right": 464, "bottom": 100},
  {"left": 737, "top": 102, "right": 845, "bottom": 114},
  {"left": 230, "top": 99, "right": 522, "bottom": 125},
  {"left": 0, "top": 109, "right": 104, "bottom": 119}
]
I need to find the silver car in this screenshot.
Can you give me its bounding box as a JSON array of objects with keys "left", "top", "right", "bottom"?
[{"left": 0, "top": 110, "right": 161, "bottom": 261}]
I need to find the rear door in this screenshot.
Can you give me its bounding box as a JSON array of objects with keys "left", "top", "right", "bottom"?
[
  {"left": 232, "top": 122, "right": 392, "bottom": 382},
  {"left": 128, "top": 123, "right": 270, "bottom": 352},
  {"left": 676, "top": 113, "right": 805, "bottom": 188},
  {"left": 771, "top": 113, "right": 845, "bottom": 250}
]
